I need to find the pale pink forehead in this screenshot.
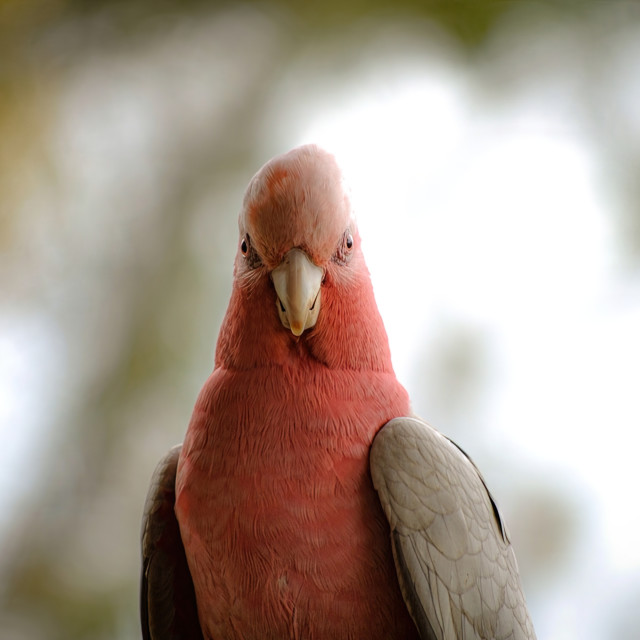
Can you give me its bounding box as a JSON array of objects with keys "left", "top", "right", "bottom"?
[{"left": 240, "top": 145, "right": 353, "bottom": 266}]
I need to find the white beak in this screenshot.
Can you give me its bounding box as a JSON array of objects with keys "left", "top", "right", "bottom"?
[{"left": 271, "top": 248, "right": 323, "bottom": 336}]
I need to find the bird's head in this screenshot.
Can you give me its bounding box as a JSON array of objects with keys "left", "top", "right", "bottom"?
[
  {"left": 216, "top": 144, "right": 392, "bottom": 372},
  {"left": 237, "top": 144, "right": 360, "bottom": 337}
]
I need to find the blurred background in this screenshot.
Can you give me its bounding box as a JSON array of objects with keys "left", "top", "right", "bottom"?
[{"left": 1, "top": 0, "right": 639, "bottom": 638}]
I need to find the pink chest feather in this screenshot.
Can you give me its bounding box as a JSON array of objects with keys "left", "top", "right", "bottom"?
[{"left": 175, "top": 365, "right": 418, "bottom": 639}]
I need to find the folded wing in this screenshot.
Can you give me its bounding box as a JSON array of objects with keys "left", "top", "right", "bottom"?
[
  {"left": 140, "top": 445, "right": 203, "bottom": 640},
  {"left": 371, "top": 417, "right": 536, "bottom": 640}
]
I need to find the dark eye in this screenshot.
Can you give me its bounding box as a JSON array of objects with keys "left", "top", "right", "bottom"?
[
  {"left": 240, "top": 234, "right": 262, "bottom": 269},
  {"left": 332, "top": 229, "right": 354, "bottom": 265}
]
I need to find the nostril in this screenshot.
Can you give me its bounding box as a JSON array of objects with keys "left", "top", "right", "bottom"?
[
  {"left": 279, "top": 299, "right": 286, "bottom": 313},
  {"left": 309, "top": 292, "right": 319, "bottom": 311}
]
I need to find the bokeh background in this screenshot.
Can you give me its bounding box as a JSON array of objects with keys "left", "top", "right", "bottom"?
[{"left": 1, "top": 0, "right": 639, "bottom": 638}]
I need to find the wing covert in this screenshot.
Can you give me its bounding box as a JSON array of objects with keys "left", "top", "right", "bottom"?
[
  {"left": 370, "top": 417, "right": 536, "bottom": 640},
  {"left": 140, "top": 444, "right": 203, "bottom": 640}
]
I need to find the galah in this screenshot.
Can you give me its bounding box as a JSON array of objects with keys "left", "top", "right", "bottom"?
[{"left": 140, "top": 144, "right": 536, "bottom": 639}]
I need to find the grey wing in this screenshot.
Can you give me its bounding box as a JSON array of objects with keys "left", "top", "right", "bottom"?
[
  {"left": 140, "top": 444, "right": 204, "bottom": 640},
  {"left": 370, "top": 417, "right": 536, "bottom": 640}
]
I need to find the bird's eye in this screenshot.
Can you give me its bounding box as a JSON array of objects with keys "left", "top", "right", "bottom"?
[
  {"left": 332, "top": 229, "right": 354, "bottom": 266},
  {"left": 240, "top": 234, "right": 262, "bottom": 269}
]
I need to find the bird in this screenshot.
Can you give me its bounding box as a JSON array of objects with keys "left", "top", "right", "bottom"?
[{"left": 140, "top": 144, "right": 536, "bottom": 639}]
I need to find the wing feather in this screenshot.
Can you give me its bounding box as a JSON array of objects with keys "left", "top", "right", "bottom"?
[
  {"left": 140, "top": 445, "right": 203, "bottom": 640},
  {"left": 371, "top": 417, "right": 536, "bottom": 640}
]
